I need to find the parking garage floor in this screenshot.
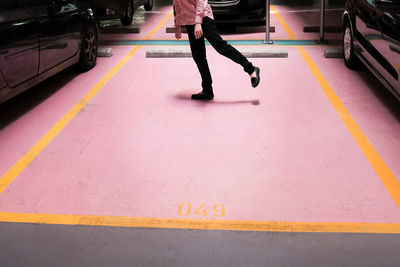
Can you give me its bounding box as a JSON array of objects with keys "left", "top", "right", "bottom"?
[{"left": 1, "top": 1, "right": 400, "bottom": 266}]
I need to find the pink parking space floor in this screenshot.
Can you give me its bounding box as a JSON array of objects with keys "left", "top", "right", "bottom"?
[
  {"left": 99, "top": 5, "right": 339, "bottom": 41},
  {"left": 147, "top": 4, "right": 343, "bottom": 41},
  {"left": 0, "top": 46, "right": 133, "bottom": 177},
  {"left": 99, "top": 6, "right": 174, "bottom": 41},
  {"left": 0, "top": 45, "right": 399, "bottom": 224},
  {"left": 150, "top": 12, "right": 288, "bottom": 41},
  {"left": 272, "top": 5, "right": 343, "bottom": 41},
  {"left": 303, "top": 46, "right": 400, "bottom": 182}
]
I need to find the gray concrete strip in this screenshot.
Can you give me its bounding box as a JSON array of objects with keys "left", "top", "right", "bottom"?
[
  {"left": 324, "top": 46, "right": 344, "bottom": 58},
  {"left": 100, "top": 26, "right": 140, "bottom": 34},
  {"left": 0, "top": 222, "right": 400, "bottom": 267},
  {"left": 146, "top": 47, "right": 288, "bottom": 58},
  {"left": 97, "top": 47, "right": 113, "bottom": 57},
  {"left": 166, "top": 26, "right": 275, "bottom": 33},
  {"left": 240, "top": 47, "right": 288, "bottom": 58},
  {"left": 166, "top": 26, "right": 188, "bottom": 33},
  {"left": 303, "top": 25, "right": 342, "bottom": 33},
  {"left": 235, "top": 26, "right": 275, "bottom": 33},
  {"left": 146, "top": 47, "right": 192, "bottom": 58}
]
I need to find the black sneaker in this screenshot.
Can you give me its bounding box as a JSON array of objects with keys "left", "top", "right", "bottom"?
[
  {"left": 251, "top": 67, "right": 260, "bottom": 88},
  {"left": 191, "top": 91, "right": 214, "bottom": 101}
]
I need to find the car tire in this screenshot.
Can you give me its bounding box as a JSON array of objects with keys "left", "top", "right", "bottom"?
[
  {"left": 121, "top": 0, "right": 134, "bottom": 26},
  {"left": 343, "top": 22, "right": 359, "bottom": 69},
  {"left": 78, "top": 23, "right": 97, "bottom": 71},
  {"left": 144, "top": 0, "right": 153, "bottom": 11}
]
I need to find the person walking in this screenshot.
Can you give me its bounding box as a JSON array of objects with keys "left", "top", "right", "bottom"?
[{"left": 173, "top": 0, "right": 260, "bottom": 100}]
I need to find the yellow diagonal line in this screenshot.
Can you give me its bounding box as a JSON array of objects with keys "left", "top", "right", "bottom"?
[
  {"left": 272, "top": 6, "right": 400, "bottom": 208},
  {"left": 271, "top": 6, "right": 297, "bottom": 40},
  {"left": 144, "top": 11, "right": 173, "bottom": 40},
  {"left": 297, "top": 46, "right": 400, "bottom": 207},
  {"left": 0, "top": 12, "right": 173, "bottom": 195}
]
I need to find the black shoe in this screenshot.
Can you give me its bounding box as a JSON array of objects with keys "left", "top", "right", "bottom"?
[
  {"left": 191, "top": 91, "right": 214, "bottom": 101},
  {"left": 251, "top": 67, "right": 260, "bottom": 88}
]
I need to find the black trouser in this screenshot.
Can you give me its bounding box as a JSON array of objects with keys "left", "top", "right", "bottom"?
[{"left": 186, "top": 17, "right": 254, "bottom": 94}]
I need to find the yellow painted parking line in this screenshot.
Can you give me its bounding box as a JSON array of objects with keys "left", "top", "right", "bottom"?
[
  {"left": 297, "top": 47, "right": 400, "bottom": 208},
  {"left": 0, "top": 212, "right": 399, "bottom": 234},
  {"left": 146, "top": 11, "right": 173, "bottom": 40},
  {"left": 272, "top": 6, "right": 400, "bottom": 208},
  {"left": 271, "top": 6, "right": 297, "bottom": 40},
  {"left": 1, "top": 8, "right": 399, "bottom": 234},
  {"left": 0, "top": 12, "right": 173, "bottom": 195}
]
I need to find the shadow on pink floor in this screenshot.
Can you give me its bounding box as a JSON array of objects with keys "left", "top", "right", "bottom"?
[{"left": 174, "top": 90, "right": 260, "bottom": 105}]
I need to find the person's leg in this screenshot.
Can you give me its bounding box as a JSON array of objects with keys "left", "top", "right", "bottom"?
[
  {"left": 202, "top": 17, "right": 255, "bottom": 75},
  {"left": 187, "top": 25, "right": 214, "bottom": 99}
]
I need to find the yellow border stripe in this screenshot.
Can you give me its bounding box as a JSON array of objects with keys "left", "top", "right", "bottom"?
[
  {"left": 0, "top": 12, "right": 173, "bottom": 195},
  {"left": 271, "top": 6, "right": 297, "bottom": 40},
  {"left": 271, "top": 6, "right": 400, "bottom": 208},
  {"left": 297, "top": 47, "right": 400, "bottom": 208},
  {"left": 0, "top": 212, "right": 399, "bottom": 234},
  {"left": 0, "top": 45, "right": 140, "bottom": 194},
  {"left": 145, "top": 11, "right": 173, "bottom": 40}
]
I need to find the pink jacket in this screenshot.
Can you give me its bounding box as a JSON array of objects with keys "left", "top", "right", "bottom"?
[{"left": 173, "top": 0, "right": 214, "bottom": 26}]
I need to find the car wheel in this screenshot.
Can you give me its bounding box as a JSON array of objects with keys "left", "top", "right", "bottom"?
[
  {"left": 144, "top": 0, "right": 153, "bottom": 11},
  {"left": 78, "top": 23, "right": 97, "bottom": 71},
  {"left": 121, "top": 0, "right": 134, "bottom": 26},
  {"left": 343, "top": 22, "right": 359, "bottom": 69}
]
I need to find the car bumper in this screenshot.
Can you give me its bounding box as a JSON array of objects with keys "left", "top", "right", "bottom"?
[
  {"left": 79, "top": 0, "right": 127, "bottom": 19},
  {"left": 210, "top": 0, "right": 266, "bottom": 23}
]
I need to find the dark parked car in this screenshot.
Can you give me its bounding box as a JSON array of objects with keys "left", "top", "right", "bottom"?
[
  {"left": 79, "top": 0, "right": 154, "bottom": 26},
  {"left": 0, "top": 0, "right": 98, "bottom": 104},
  {"left": 208, "top": 0, "right": 266, "bottom": 24},
  {"left": 343, "top": 0, "right": 400, "bottom": 101}
]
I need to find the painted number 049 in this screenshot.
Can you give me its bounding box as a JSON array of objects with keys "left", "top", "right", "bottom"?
[{"left": 178, "top": 203, "right": 226, "bottom": 217}]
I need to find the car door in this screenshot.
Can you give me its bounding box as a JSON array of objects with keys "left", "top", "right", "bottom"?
[
  {"left": 0, "top": 0, "right": 39, "bottom": 89},
  {"left": 354, "top": 0, "right": 383, "bottom": 63},
  {"left": 375, "top": 0, "right": 400, "bottom": 93},
  {"left": 20, "top": 0, "right": 81, "bottom": 74},
  {"left": 355, "top": 0, "right": 398, "bottom": 87}
]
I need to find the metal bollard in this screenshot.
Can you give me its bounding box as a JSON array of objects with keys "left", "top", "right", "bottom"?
[
  {"left": 320, "top": 0, "right": 325, "bottom": 41},
  {"left": 264, "top": 0, "right": 272, "bottom": 44}
]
